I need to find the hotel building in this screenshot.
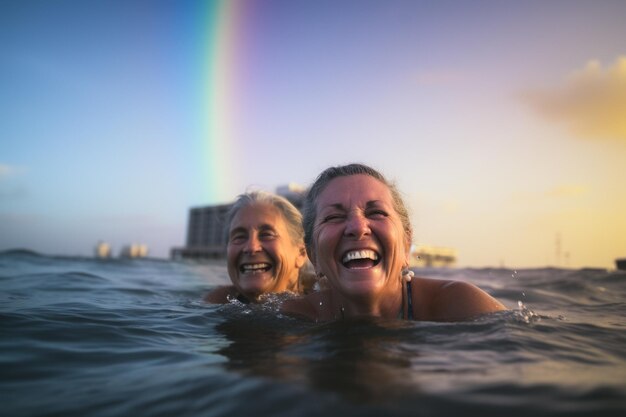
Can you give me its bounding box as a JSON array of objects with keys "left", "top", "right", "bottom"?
[{"left": 170, "top": 184, "right": 305, "bottom": 260}]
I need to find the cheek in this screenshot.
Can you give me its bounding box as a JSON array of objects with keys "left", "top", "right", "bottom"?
[
  {"left": 313, "top": 232, "right": 332, "bottom": 264},
  {"left": 270, "top": 245, "right": 285, "bottom": 266},
  {"left": 381, "top": 225, "right": 406, "bottom": 259},
  {"left": 226, "top": 246, "right": 235, "bottom": 261},
  {"left": 314, "top": 226, "right": 334, "bottom": 248},
  {"left": 266, "top": 242, "right": 290, "bottom": 270},
  {"left": 226, "top": 246, "right": 239, "bottom": 268}
]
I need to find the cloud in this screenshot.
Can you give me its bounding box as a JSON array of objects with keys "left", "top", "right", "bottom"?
[
  {"left": 0, "top": 164, "right": 12, "bottom": 179},
  {"left": 522, "top": 56, "right": 626, "bottom": 142},
  {"left": 0, "top": 164, "right": 28, "bottom": 200},
  {"left": 0, "top": 163, "right": 27, "bottom": 179}
]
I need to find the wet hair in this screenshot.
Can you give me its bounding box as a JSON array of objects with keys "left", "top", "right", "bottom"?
[
  {"left": 225, "top": 191, "right": 305, "bottom": 245},
  {"left": 302, "top": 163, "right": 413, "bottom": 251}
]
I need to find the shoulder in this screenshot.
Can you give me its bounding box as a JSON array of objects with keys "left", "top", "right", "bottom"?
[
  {"left": 413, "top": 277, "right": 506, "bottom": 321},
  {"left": 281, "top": 290, "right": 329, "bottom": 321},
  {"left": 204, "top": 285, "right": 238, "bottom": 304}
]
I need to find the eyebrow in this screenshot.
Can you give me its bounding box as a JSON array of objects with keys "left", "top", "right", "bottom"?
[
  {"left": 257, "top": 224, "right": 277, "bottom": 232},
  {"left": 321, "top": 200, "right": 383, "bottom": 210},
  {"left": 229, "top": 227, "right": 248, "bottom": 237},
  {"left": 365, "top": 200, "right": 383, "bottom": 208},
  {"left": 320, "top": 200, "right": 384, "bottom": 213},
  {"left": 322, "top": 203, "right": 346, "bottom": 211},
  {"left": 229, "top": 224, "right": 277, "bottom": 236}
]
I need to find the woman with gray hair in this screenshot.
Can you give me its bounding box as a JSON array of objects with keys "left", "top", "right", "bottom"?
[
  {"left": 282, "top": 163, "right": 506, "bottom": 321},
  {"left": 205, "top": 191, "right": 313, "bottom": 303}
]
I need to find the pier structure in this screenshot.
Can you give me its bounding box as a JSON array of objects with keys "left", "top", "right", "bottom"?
[{"left": 409, "top": 245, "right": 457, "bottom": 268}]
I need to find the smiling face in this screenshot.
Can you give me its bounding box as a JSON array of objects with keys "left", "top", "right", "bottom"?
[
  {"left": 227, "top": 203, "right": 306, "bottom": 301},
  {"left": 309, "top": 174, "right": 410, "bottom": 301}
]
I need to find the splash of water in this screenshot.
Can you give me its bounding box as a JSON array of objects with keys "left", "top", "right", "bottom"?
[{"left": 516, "top": 300, "right": 541, "bottom": 324}]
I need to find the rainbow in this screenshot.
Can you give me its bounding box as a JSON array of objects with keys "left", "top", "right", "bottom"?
[{"left": 196, "top": 0, "right": 251, "bottom": 204}]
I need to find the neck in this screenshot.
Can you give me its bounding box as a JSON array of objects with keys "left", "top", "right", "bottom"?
[{"left": 332, "top": 282, "right": 404, "bottom": 319}]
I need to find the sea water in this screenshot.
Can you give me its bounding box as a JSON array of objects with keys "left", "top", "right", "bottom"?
[{"left": 1, "top": 250, "right": 624, "bottom": 417}]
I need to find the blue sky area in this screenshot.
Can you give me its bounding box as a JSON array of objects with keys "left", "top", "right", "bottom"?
[{"left": 1, "top": 0, "right": 625, "bottom": 268}]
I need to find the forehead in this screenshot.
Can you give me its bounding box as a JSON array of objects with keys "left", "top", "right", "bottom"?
[
  {"left": 317, "top": 174, "right": 393, "bottom": 209},
  {"left": 229, "top": 203, "right": 286, "bottom": 230}
]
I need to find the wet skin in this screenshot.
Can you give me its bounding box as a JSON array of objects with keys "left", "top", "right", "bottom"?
[
  {"left": 282, "top": 174, "right": 506, "bottom": 321},
  {"left": 227, "top": 203, "right": 306, "bottom": 301},
  {"left": 309, "top": 174, "right": 410, "bottom": 316}
]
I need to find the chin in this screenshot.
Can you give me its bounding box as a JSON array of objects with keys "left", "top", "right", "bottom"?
[
  {"left": 238, "top": 274, "right": 274, "bottom": 292},
  {"left": 338, "top": 273, "right": 386, "bottom": 296}
]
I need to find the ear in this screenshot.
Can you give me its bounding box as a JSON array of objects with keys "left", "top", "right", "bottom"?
[
  {"left": 295, "top": 244, "right": 307, "bottom": 269},
  {"left": 403, "top": 237, "right": 412, "bottom": 267}
]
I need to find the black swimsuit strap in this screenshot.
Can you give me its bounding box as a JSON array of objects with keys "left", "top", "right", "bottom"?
[
  {"left": 406, "top": 280, "right": 414, "bottom": 320},
  {"left": 236, "top": 293, "right": 250, "bottom": 304}
]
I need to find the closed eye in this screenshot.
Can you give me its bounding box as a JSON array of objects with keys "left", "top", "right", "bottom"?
[
  {"left": 230, "top": 233, "right": 247, "bottom": 244},
  {"left": 367, "top": 209, "right": 388, "bottom": 218},
  {"left": 257, "top": 224, "right": 279, "bottom": 240},
  {"left": 322, "top": 213, "right": 345, "bottom": 223},
  {"left": 259, "top": 231, "right": 278, "bottom": 240}
]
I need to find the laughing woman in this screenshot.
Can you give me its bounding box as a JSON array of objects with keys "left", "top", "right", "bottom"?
[
  {"left": 204, "top": 191, "right": 312, "bottom": 304},
  {"left": 282, "top": 163, "right": 506, "bottom": 321}
]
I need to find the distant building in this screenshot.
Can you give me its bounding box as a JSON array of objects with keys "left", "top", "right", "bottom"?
[
  {"left": 171, "top": 184, "right": 305, "bottom": 260},
  {"left": 409, "top": 245, "right": 457, "bottom": 268},
  {"left": 276, "top": 182, "right": 306, "bottom": 204},
  {"left": 120, "top": 244, "right": 149, "bottom": 259},
  {"left": 94, "top": 241, "right": 112, "bottom": 259}
]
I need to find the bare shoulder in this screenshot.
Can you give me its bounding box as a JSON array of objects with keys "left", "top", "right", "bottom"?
[
  {"left": 204, "top": 285, "right": 238, "bottom": 304},
  {"left": 281, "top": 290, "right": 329, "bottom": 321},
  {"left": 413, "top": 276, "right": 506, "bottom": 321}
]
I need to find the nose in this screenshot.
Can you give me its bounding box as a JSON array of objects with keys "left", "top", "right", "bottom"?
[
  {"left": 243, "top": 234, "right": 262, "bottom": 254},
  {"left": 344, "top": 212, "right": 370, "bottom": 239}
]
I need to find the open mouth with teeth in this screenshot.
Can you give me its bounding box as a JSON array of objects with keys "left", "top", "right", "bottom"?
[
  {"left": 239, "top": 262, "right": 273, "bottom": 274},
  {"left": 341, "top": 249, "right": 381, "bottom": 269}
]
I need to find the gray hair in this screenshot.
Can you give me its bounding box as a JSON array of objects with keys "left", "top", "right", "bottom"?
[
  {"left": 225, "top": 191, "right": 305, "bottom": 245},
  {"left": 302, "top": 163, "right": 413, "bottom": 251}
]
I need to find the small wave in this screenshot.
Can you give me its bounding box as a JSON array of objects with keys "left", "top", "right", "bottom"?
[{"left": 0, "top": 248, "right": 44, "bottom": 257}]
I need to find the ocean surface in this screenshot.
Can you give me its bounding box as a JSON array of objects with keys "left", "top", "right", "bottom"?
[{"left": 1, "top": 250, "right": 625, "bottom": 417}]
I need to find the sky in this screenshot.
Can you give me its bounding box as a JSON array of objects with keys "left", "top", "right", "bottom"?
[{"left": 1, "top": 0, "right": 625, "bottom": 269}]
